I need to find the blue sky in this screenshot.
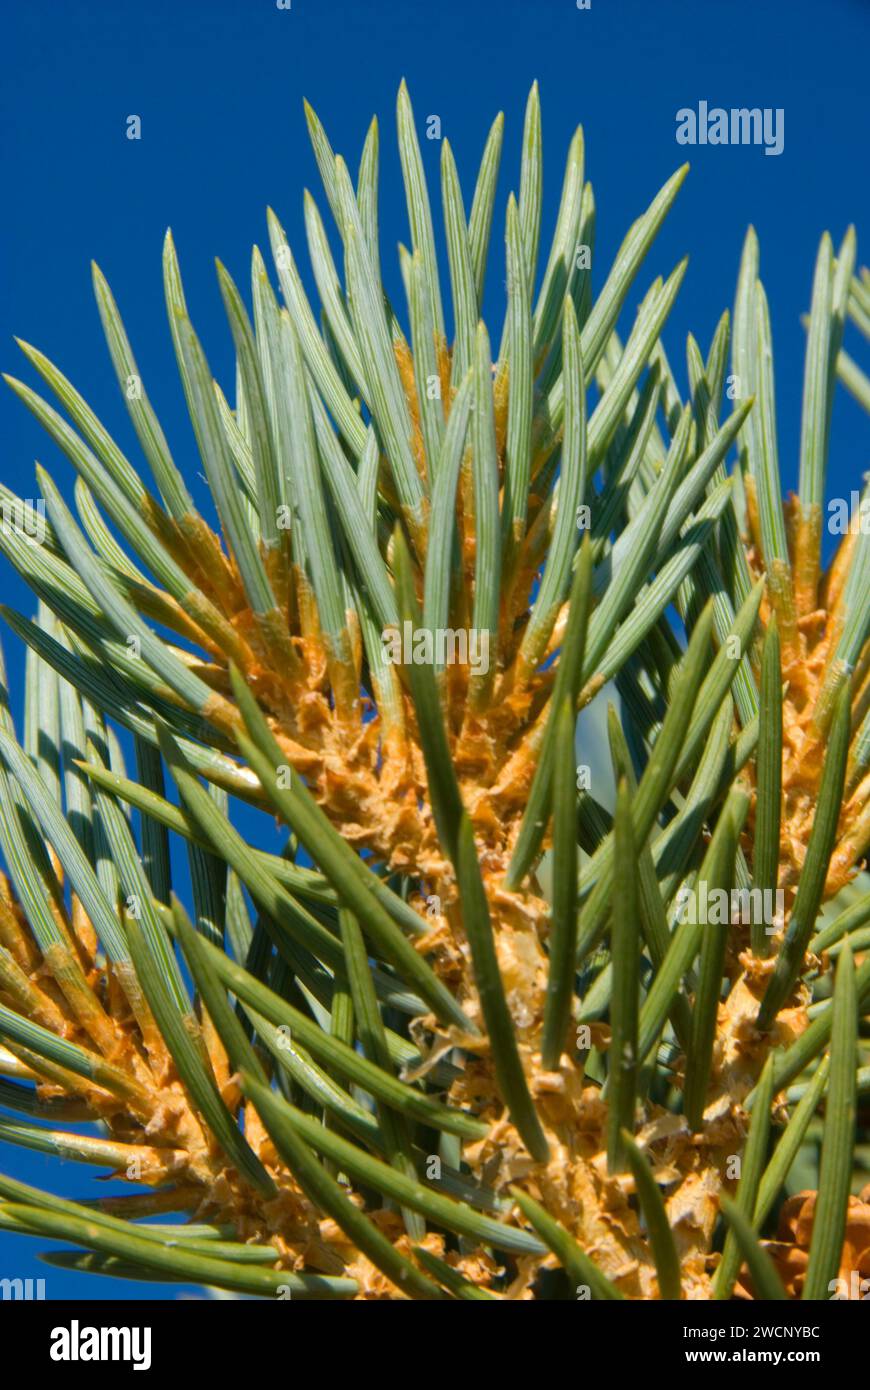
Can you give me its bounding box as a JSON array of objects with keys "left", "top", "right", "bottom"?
[{"left": 0, "top": 0, "right": 867, "bottom": 1300}]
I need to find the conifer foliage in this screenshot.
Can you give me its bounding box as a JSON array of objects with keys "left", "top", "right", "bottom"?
[{"left": 0, "top": 84, "right": 867, "bottom": 1299}]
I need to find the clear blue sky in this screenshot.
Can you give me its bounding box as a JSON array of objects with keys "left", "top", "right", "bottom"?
[{"left": 0, "top": 0, "right": 867, "bottom": 1300}]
